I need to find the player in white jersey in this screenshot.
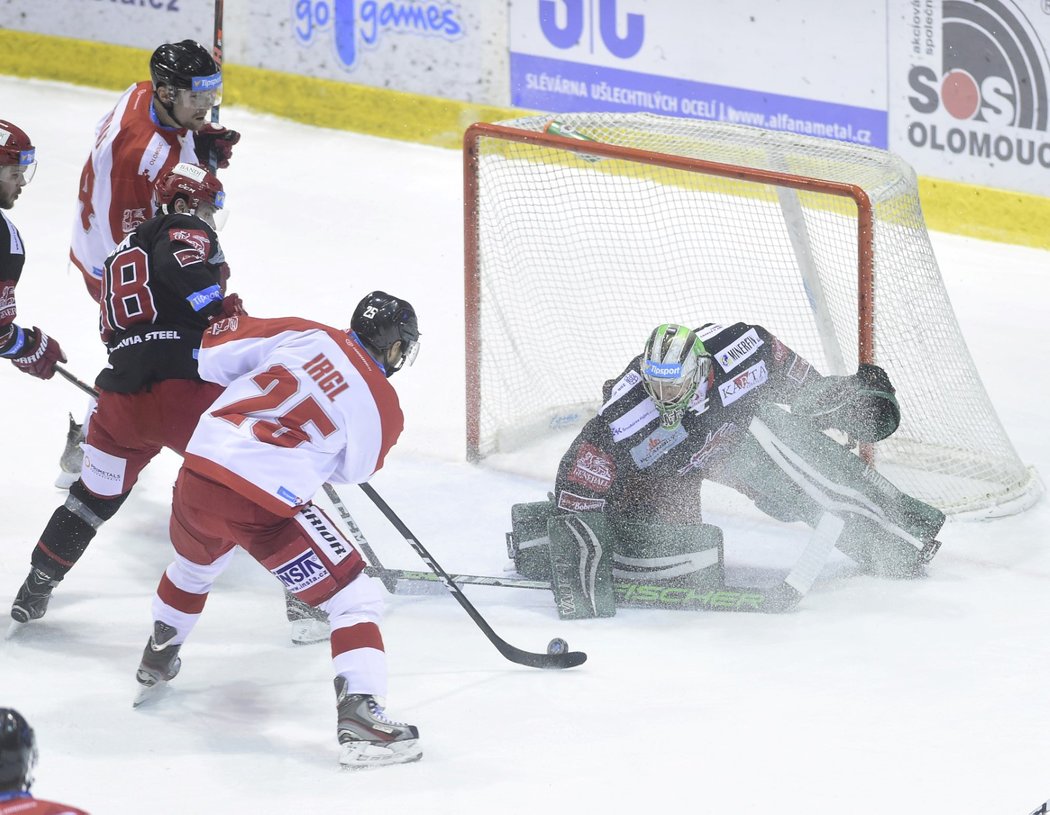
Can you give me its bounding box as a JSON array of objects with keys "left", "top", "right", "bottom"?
[
  {"left": 133, "top": 292, "right": 424, "bottom": 769},
  {"left": 58, "top": 39, "right": 240, "bottom": 489}
]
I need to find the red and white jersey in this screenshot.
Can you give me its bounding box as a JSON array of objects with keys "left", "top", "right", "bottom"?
[
  {"left": 0, "top": 792, "right": 89, "bottom": 814},
  {"left": 70, "top": 81, "right": 199, "bottom": 291},
  {"left": 185, "top": 316, "right": 404, "bottom": 517}
]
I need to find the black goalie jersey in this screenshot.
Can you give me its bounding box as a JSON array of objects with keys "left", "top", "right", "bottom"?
[
  {"left": 96, "top": 212, "right": 227, "bottom": 393},
  {"left": 554, "top": 322, "right": 823, "bottom": 517}
]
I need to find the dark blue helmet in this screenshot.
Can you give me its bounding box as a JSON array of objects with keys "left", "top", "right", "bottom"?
[{"left": 0, "top": 709, "right": 37, "bottom": 792}]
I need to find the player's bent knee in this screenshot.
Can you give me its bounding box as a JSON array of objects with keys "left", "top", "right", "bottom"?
[
  {"left": 322, "top": 572, "right": 384, "bottom": 626},
  {"left": 166, "top": 550, "right": 235, "bottom": 594},
  {"left": 68, "top": 478, "right": 129, "bottom": 523},
  {"left": 78, "top": 444, "right": 133, "bottom": 498}
]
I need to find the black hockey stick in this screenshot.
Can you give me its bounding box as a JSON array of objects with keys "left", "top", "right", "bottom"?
[
  {"left": 321, "top": 482, "right": 398, "bottom": 592},
  {"left": 55, "top": 365, "right": 99, "bottom": 398},
  {"left": 209, "top": 0, "right": 225, "bottom": 172},
  {"left": 358, "top": 482, "right": 586, "bottom": 670}
]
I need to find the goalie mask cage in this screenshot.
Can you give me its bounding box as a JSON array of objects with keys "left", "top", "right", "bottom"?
[{"left": 463, "top": 113, "right": 1041, "bottom": 518}]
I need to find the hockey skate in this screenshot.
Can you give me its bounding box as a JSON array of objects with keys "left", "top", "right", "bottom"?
[
  {"left": 334, "top": 676, "right": 421, "bottom": 769},
  {"left": 54, "top": 413, "right": 84, "bottom": 489},
  {"left": 133, "top": 622, "right": 182, "bottom": 707},
  {"left": 285, "top": 589, "right": 330, "bottom": 645},
  {"left": 10, "top": 567, "right": 61, "bottom": 625}
]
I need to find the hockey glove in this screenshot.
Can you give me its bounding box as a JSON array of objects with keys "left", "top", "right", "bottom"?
[
  {"left": 194, "top": 124, "right": 240, "bottom": 170},
  {"left": 211, "top": 293, "right": 247, "bottom": 321},
  {"left": 2, "top": 325, "right": 66, "bottom": 380},
  {"left": 791, "top": 363, "right": 900, "bottom": 443}
]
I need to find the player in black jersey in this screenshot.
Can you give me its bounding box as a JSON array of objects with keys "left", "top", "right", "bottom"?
[
  {"left": 508, "top": 323, "right": 945, "bottom": 618},
  {"left": 0, "top": 120, "right": 65, "bottom": 381},
  {"left": 10, "top": 162, "right": 244, "bottom": 631}
]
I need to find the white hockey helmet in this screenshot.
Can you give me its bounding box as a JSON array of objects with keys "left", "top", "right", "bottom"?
[{"left": 640, "top": 324, "right": 711, "bottom": 430}]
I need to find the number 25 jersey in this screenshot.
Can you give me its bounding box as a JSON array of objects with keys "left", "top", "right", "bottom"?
[{"left": 184, "top": 316, "right": 404, "bottom": 517}]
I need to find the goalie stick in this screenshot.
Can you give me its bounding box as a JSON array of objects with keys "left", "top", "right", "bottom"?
[
  {"left": 322, "top": 484, "right": 802, "bottom": 613},
  {"left": 352, "top": 482, "right": 587, "bottom": 670}
]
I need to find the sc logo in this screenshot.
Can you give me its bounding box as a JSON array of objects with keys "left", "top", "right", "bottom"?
[{"left": 539, "top": 0, "right": 644, "bottom": 59}]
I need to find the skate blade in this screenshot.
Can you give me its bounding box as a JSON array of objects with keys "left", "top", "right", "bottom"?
[
  {"left": 339, "top": 738, "right": 422, "bottom": 769},
  {"left": 132, "top": 680, "right": 170, "bottom": 709},
  {"left": 54, "top": 471, "right": 79, "bottom": 490},
  {"left": 290, "top": 619, "right": 330, "bottom": 646},
  {"left": 5, "top": 619, "right": 26, "bottom": 640}
]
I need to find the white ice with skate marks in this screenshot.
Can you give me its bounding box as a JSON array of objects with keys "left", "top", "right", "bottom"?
[{"left": 0, "top": 76, "right": 1049, "bottom": 814}]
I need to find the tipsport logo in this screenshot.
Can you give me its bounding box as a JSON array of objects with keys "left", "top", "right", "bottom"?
[
  {"left": 293, "top": 0, "right": 464, "bottom": 72},
  {"left": 539, "top": 0, "right": 644, "bottom": 59},
  {"left": 906, "top": 0, "right": 1050, "bottom": 166}
]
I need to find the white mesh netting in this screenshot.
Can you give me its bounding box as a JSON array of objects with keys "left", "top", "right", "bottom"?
[{"left": 466, "top": 113, "right": 1040, "bottom": 517}]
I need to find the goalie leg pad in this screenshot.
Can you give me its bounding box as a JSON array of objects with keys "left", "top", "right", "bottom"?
[
  {"left": 612, "top": 518, "right": 724, "bottom": 591},
  {"left": 546, "top": 512, "right": 616, "bottom": 620},
  {"left": 748, "top": 403, "right": 946, "bottom": 576},
  {"left": 507, "top": 500, "right": 556, "bottom": 580},
  {"left": 705, "top": 432, "right": 823, "bottom": 525}
]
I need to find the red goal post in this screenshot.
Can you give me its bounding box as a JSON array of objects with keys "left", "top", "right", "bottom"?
[{"left": 462, "top": 113, "right": 1040, "bottom": 518}]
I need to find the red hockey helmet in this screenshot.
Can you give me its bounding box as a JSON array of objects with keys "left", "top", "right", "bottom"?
[
  {"left": 154, "top": 162, "right": 227, "bottom": 229},
  {"left": 0, "top": 120, "right": 37, "bottom": 184}
]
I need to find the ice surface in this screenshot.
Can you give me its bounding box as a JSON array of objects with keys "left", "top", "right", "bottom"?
[{"left": 1, "top": 76, "right": 1049, "bottom": 814}]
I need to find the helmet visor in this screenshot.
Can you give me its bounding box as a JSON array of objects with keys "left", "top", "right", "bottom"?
[
  {"left": 402, "top": 338, "right": 420, "bottom": 368},
  {"left": 194, "top": 192, "right": 227, "bottom": 231},
  {"left": 173, "top": 73, "right": 223, "bottom": 111},
  {"left": 0, "top": 162, "right": 35, "bottom": 185},
  {"left": 642, "top": 354, "right": 711, "bottom": 426}
]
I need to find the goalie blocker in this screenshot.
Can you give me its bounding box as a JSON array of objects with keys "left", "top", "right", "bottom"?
[{"left": 507, "top": 403, "right": 944, "bottom": 620}]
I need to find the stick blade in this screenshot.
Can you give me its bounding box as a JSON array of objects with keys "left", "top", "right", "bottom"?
[{"left": 499, "top": 644, "right": 588, "bottom": 670}]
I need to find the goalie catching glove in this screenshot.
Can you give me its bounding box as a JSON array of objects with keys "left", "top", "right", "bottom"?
[{"left": 792, "top": 363, "right": 900, "bottom": 442}]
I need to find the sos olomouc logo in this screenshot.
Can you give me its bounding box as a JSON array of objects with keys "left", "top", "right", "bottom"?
[
  {"left": 293, "top": 0, "right": 463, "bottom": 72},
  {"left": 901, "top": 0, "right": 1050, "bottom": 187}
]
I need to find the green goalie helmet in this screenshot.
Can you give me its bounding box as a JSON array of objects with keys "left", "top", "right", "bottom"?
[{"left": 640, "top": 324, "right": 712, "bottom": 430}]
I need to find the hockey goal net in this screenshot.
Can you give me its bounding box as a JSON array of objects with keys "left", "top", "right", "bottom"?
[{"left": 463, "top": 112, "right": 1041, "bottom": 518}]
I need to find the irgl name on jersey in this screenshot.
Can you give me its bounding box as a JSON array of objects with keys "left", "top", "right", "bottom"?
[{"left": 304, "top": 352, "right": 349, "bottom": 400}]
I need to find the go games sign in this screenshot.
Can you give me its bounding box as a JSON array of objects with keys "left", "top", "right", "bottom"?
[{"left": 293, "top": 0, "right": 464, "bottom": 72}]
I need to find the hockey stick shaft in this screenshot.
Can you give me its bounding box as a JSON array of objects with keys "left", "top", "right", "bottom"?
[
  {"left": 358, "top": 482, "right": 585, "bottom": 670},
  {"left": 321, "top": 482, "right": 398, "bottom": 592},
  {"left": 55, "top": 365, "right": 99, "bottom": 399},
  {"left": 364, "top": 566, "right": 550, "bottom": 592},
  {"left": 209, "top": 0, "right": 225, "bottom": 171},
  {"left": 373, "top": 565, "right": 798, "bottom": 612}
]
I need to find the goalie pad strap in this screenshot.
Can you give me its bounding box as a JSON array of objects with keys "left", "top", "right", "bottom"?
[{"left": 613, "top": 548, "right": 719, "bottom": 581}]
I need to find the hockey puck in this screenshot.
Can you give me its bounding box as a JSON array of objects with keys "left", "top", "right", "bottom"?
[{"left": 547, "top": 637, "right": 568, "bottom": 655}]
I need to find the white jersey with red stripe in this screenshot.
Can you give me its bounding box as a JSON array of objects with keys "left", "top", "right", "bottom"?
[
  {"left": 70, "top": 81, "right": 199, "bottom": 288},
  {"left": 185, "top": 315, "right": 404, "bottom": 517}
]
